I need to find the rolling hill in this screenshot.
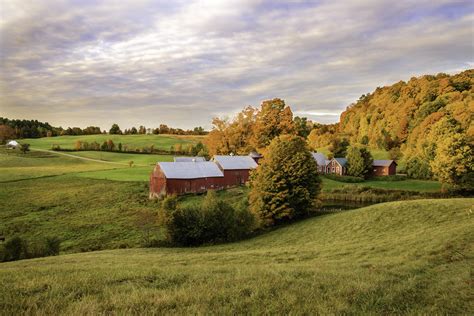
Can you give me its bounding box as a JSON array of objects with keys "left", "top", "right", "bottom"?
[{"left": 1, "top": 198, "right": 472, "bottom": 314}]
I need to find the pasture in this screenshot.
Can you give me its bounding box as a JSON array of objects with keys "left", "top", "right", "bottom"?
[
  {"left": 0, "top": 198, "right": 472, "bottom": 314},
  {"left": 23, "top": 134, "right": 204, "bottom": 151}
]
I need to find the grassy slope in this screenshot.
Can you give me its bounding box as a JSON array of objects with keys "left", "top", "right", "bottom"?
[
  {"left": 0, "top": 175, "right": 162, "bottom": 252},
  {"left": 0, "top": 148, "right": 119, "bottom": 182},
  {"left": 321, "top": 177, "right": 442, "bottom": 192},
  {"left": 0, "top": 199, "right": 472, "bottom": 314},
  {"left": 23, "top": 134, "right": 204, "bottom": 150}
]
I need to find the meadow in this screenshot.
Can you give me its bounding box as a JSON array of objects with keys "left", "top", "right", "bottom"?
[
  {"left": 0, "top": 198, "right": 472, "bottom": 314},
  {"left": 23, "top": 134, "right": 204, "bottom": 151}
]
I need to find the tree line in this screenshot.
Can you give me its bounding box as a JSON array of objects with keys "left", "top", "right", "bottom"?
[
  {"left": 53, "top": 139, "right": 208, "bottom": 157},
  {"left": 0, "top": 117, "right": 207, "bottom": 143}
]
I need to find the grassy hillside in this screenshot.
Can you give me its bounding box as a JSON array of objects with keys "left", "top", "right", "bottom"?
[
  {"left": 23, "top": 134, "right": 204, "bottom": 150},
  {"left": 1, "top": 199, "right": 472, "bottom": 314},
  {"left": 0, "top": 175, "right": 162, "bottom": 252}
]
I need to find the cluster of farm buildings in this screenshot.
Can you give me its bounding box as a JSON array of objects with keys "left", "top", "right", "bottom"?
[{"left": 150, "top": 151, "right": 397, "bottom": 197}]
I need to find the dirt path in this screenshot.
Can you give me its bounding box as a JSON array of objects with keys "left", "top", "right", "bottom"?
[{"left": 30, "top": 148, "right": 133, "bottom": 166}]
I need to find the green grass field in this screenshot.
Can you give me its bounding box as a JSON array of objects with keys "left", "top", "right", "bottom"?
[
  {"left": 321, "top": 177, "right": 442, "bottom": 192},
  {"left": 23, "top": 134, "right": 204, "bottom": 151},
  {"left": 1, "top": 198, "right": 472, "bottom": 314}
]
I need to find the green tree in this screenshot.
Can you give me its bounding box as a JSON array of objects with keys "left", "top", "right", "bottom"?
[
  {"left": 329, "top": 138, "right": 349, "bottom": 157},
  {"left": 249, "top": 135, "right": 321, "bottom": 227},
  {"left": 430, "top": 133, "right": 473, "bottom": 187},
  {"left": 346, "top": 146, "right": 373, "bottom": 178},
  {"left": 109, "top": 124, "right": 122, "bottom": 135},
  {"left": 294, "top": 116, "right": 311, "bottom": 138}
]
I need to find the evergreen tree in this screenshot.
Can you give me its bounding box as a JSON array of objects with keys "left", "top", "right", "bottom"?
[
  {"left": 249, "top": 135, "right": 321, "bottom": 227},
  {"left": 346, "top": 146, "right": 373, "bottom": 178}
]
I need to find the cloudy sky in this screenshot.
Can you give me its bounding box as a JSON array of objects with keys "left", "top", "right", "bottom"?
[{"left": 0, "top": 0, "right": 473, "bottom": 130}]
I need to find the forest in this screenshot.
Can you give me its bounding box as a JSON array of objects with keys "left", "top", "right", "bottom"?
[{"left": 204, "top": 69, "right": 473, "bottom": 188}]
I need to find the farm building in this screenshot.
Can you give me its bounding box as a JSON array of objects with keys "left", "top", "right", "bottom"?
[
  {"left": 327, "top": 158, "right": 348, "bottom": 175},
  {"left": 174, "top": 156, "right": 206, "bottom": 162},
  {"left": 6, "top": 140, "right": 19, "bottom": 149},
  {"left": 149, "top": 162, "right": 224, "bottom": 197},
  {"left": 311, "top": 152, "right": 330, "bottom": 174},
  {"left": 213, "top": 155, "right": 258, "bottom": 188},
  {"left": 371, "top": 160, "right": 397, "bottom": 176},
  {"left": 248, "top": 151, "right": 263, "bottom": 164}
]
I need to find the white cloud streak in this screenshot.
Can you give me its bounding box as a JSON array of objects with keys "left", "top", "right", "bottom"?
[{"left": 0, "top": 0, "right": 472, "bottom": 129}]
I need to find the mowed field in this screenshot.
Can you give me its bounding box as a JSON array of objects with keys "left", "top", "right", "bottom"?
[
  {"left": 23, "top": 134, "right": 204, "bottom": 150},
  {"left": 0, "top": 199, "right": 472, "bottom": 314}
]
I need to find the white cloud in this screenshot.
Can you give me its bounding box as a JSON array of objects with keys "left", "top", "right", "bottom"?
[{"left": 0, "top": 0, "right": 472, "bottom": 129}]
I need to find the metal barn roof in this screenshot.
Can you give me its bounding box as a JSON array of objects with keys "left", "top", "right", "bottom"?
[
  {"left": 158, "top": 162, "right": 224, "bottom": 179},
  {"left": 311, "top": 152, "right": 328, "bottom": 166},
  {"left": 213, "top": 155, "right": 258, "bottom": 170},
  {"left": 333, "top": 158, "right": 348, "bottom": 167},
  {"left": 372, "top": 160, "right": 396, "bottom": 167},
  {"left": 173, "top": 157, "right": 206, "bottom": 162}
]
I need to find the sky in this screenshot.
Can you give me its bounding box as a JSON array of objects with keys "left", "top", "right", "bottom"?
[{"left": 0, "top": 0, "right": 473, "bottom": 130}]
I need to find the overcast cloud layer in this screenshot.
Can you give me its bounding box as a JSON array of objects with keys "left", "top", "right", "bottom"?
[{"left": 0, "top": 0, "right": 473, "bottom": 129}]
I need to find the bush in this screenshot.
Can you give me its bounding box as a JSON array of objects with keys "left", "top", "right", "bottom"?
[
  {"left": 371, "top": 175, "right": 406, "bottom": 181},
  {"left": 3, "top": 236, "right": 27, "bottom": 261},
  {"left": 323, "top": 174, "right": 365, "bottom": 183},
  {"left": 160, "top": 191, "right": 255, "bottom": 246},
  {"left": 44, "top": 237, "right": 61, "bottom": 256},
  {"left": 1, "top": 236, "right": 61, "bottom": 262}
]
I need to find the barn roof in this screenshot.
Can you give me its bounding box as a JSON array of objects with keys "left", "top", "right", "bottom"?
[
  {"left": 311, "top": 152, "right": 328, "bottom": 166},
  {"left": 213, "top": 155, "right": 258, "bottom": 170},
  {"left": 333, "top": 158, "right": 348, "bottom": 167},
  {"left": 158, "top": 162, "right": 223, "bottom": 179},
  {"left": 372, "top": 160, "right": 397, "bottom": 167},
  {"left": 7, "top": 140, "right": 19, "bottom": 146},
  {"left": 173, "top": 156, "right": 206, "bottom": 162},
  {"left": 248, "top": 151, "right": 262, "bottom": 158}
]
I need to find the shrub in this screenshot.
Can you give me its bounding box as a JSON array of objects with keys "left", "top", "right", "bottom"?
[
  {"left": 323, "top": 174, "right": 365, "bottom": 183},
  {"left": 44, "top": 237, "right": 61, "bottom": 256},
  {"left": 160, "top": 191, "right": 255, "bottom": 246},
  {"left": 3, "top": 236, "right": 27, "bottom": 261}
]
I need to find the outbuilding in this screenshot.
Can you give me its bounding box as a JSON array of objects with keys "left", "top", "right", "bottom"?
[
  {"left": 371, "top": 160, "right": 397, "bottom": 176},
  {"left": 149, "top": 161, "right": 224, "bottom": 197},
  {"left": 248, "top": 151, "right": 263, "bottom": 164},
  {"left": 6, "top": 140, "right": 19, "bottom": 149},
  {"left": 327, "top": 158, "right": 348, "bottom": 176},
  {"left": 213, "top": 155, "right": 258, "bottom": 188},
  {"left": 311, "top": 152, "right": 330, "bottom": 174}
]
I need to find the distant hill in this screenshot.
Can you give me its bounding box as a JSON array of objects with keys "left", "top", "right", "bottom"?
[
  {"left": 337, "top": 69, "right": 473, "bottom": 149},
  {"left": 309, "top": 69, "right": 473, "bottom": 183}
]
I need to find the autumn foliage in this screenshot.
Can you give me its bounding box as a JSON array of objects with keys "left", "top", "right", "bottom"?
[{"left": 204, "top": 98, "right": 295, "bottom": 156}]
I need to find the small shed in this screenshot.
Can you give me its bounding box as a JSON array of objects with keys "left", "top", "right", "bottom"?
[
  {"left": 213, "top": 155, "right": 258, "bottom": 187},
  {"left": 371, "top": 160, "right": 397, "bottom": 176},
  {"left": 248, "top": 151, "right": 263, "bottom": 164},
  {"left": 174, "top": 156, "right": 206, "bottom": 162},
  {"left": 149, "top": 162, "right": 224, "bottom": 197},
  {"left": 6, "top": 140, "right": 19, "bottom": 149},
  {"left": 311, "top": 152, "right": 329, "bottom": 174},
  {"left": 327, "top": 158, "right": 348, "bottom": 175}
]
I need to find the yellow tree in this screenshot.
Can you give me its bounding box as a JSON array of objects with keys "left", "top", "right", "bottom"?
[{"left": 250, "top": 98, "right": 295, "bottom": 151}]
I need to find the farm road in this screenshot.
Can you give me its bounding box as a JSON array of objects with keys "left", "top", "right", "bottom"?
[{"left": 30, "top": 148, "right": 147, "bottom": 166}]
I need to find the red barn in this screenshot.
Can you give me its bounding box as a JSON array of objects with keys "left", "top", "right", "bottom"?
[
  {"left": 149, "top": 162, "right": 224, "bottom": 198},
  {"left": 371, "top": 160, "right": 397, "bottom": 176},
  {"left": 213, "top": 155, "right": 258, "bottom": 188}
]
